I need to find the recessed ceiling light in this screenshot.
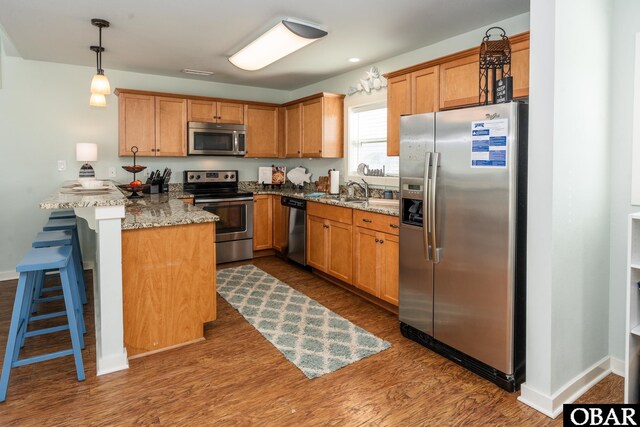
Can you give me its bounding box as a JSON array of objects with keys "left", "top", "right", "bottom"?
[
  {"left": 181, "top": 69, "right": 215, "bottom": 76},
  {"left": 348, "top": 57, "right": 360, "bottom": 63}
]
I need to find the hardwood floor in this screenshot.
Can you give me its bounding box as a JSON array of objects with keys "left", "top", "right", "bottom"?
[{"left": 0, "top": 256, "right": 622, "bottom": 426}]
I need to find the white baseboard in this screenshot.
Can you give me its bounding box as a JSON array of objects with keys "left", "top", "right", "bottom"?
[
  {"left": 610, "top": 357, "right": 625, "bottom": 376},
  {"left": 0, "top": 261, "right": 95, "bottom": 283},
  {"left": 518, "top": 356, "right": 618, "bottom": 418}
]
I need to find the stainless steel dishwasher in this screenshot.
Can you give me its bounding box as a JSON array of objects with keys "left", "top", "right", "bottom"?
[{"left": 281, "top": 196, "right": 307, "bottom": 266}]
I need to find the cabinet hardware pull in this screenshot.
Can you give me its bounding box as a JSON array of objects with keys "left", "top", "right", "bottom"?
[
  {"left": 390, "top": 224, "right": 399, "bottom": 228},
  {"left": 362, "top": 219, "right": 372, "bottom": 223},
  {"left": 151, "top": 148, "right": 155, "bottom": 152},
  {"left": 375, "top": 239, "right": 379, "bottom": 243},
  {"left": 323, "top": 224, "right": 329, "bottom": 229},
  {"left": 156, "top": 149, "right": 160, "bottom": 152},
  {"left": 380, "top": 240, "right": 384, "bottom": 244}
]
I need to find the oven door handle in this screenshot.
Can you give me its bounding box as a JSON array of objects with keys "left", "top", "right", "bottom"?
[{"left": 196, "top": 197, "right": 254, "bottom": 203}]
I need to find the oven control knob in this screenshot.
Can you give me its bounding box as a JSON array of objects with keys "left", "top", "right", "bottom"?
[
  {"left": 196, "top": 175, "right": 201, "bottom": 180},
  {"left": 230, "top": 174, "right": 235, "bottom": 179},
  {"left": 189, "top": 175, "right": 194, "bottom": 180},
  {"left": 224, "top": 174, "right": 229, "bottom": 179}
]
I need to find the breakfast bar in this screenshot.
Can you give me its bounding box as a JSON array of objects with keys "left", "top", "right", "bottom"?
[{"left": 39, "top": 182, "right": 218, "bottom": 374}]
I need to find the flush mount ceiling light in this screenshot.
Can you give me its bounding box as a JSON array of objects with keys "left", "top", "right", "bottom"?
[
  {"left": 348, "top": 57, "right": 361, "bottom": 63},
  {"left": 181, "top": 68, "right": 215, "bottom": 76},
  {"left": 229, "top": 19, "right": 328, "bottom": 71},
  {"left": 89, "top": 18, "right": 111, "bottom": 106}
]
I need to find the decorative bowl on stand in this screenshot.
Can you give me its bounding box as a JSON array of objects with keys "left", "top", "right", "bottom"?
[{"left": 121, "top": 146, "right": 147, "bottom": 199}]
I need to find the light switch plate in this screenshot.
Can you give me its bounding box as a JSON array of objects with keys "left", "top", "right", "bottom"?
[
  {"left": 108, "top": 167, "right": 116, "bottom": 178},
  {"left": 57, "top": 160, "right": 66, "bottom": 171}
]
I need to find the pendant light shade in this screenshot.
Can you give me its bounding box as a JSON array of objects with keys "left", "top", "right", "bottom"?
[
  {"left": 229, "top": 19, "right": 327, "bottom": 71},
  {"left": 89, "top": 19, "right": 111, "bottom": 106},
  {"left": 91, "top": 72, "right": 111, "bottom": 95},
  {"left": 90, "top": 93, "right": 107, "bottom": 107}
]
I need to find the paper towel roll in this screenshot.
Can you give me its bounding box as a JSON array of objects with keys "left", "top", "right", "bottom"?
[{"left": 330, "top": 170, "right": 340, "bottom": 194}]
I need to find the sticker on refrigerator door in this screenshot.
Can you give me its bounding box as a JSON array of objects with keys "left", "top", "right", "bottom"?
[{"left": 471, "top": 119, "right": 508, "bottom": 168}]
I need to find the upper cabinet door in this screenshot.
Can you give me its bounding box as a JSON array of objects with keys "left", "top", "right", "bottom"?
[
  {"left": 439, "top": 53, "right": 482, "bottom": 109},
  {"left": 245, "top": 104, "right": 278, "bottom": 158},
  {"left": 119, "top": 93, "right": 156, "bottom": 156},
  {"left": 412, "top": 66, "right": 439, "bottom": 114},
  {"left": 188, "top": 100, "right": 216, "bottom": 123},
  {"left": 285, "top": 103, "right": 302, "bottom": 158},
  {"left": 155, "top": 97, "right": 187, "bottom": 157},
  {"left": 510, "top": 38, "right": 530, "bottom": 99},
  {"left": 387, "top": 74, "right": 411, "bottom": 156},
  {"left": 301, "top": 97, "right": 324, "bottom": 158},
  {"left": 217, "top": 102, "right": 244, "bottom": 124}
]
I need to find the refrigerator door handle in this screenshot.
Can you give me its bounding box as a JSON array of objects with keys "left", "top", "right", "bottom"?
[
  {"left": 423, "top": 152, "right": 432, "bottom": 261},
  {"left": 430, "top": 152, "right": 440, "bottom": 263}
]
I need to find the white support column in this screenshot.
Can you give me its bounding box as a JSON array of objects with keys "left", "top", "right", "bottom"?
[{"left": 75, "top": 205, "right": 129, "bottom": 375}]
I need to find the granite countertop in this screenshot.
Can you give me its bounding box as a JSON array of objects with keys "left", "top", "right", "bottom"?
[
  {"left": 40, "top": 181, "right": 127, "bottom": 209},
  {"left": 252, "top": 189, "right": 400, "bottom": 217},
  {"left": 41, "top": 181, "right": 218, "bottom": 230},
  {"left": 121, "top": 193, "right": 218, "bottom": 231}
]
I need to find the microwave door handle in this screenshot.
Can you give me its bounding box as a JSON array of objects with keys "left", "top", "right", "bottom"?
[
  {"left": 423, "top": 152, "right": 431, "bottom": 261},
  {"left": 233, "top": 132, "right": 239, "bottom": 154},
  {"left": 430, "top": 152, "right": 440, "bottom": 264}
]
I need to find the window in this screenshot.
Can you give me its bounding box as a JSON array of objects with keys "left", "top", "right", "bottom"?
[{"left": 348, "top": 103, "right": 399, "bottom": 186}]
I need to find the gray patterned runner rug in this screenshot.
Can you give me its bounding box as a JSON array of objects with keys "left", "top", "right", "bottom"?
[{"left": 217, "top": 265, "right": 390, "bottom": 379}]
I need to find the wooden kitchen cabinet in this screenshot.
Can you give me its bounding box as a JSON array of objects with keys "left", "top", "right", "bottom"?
[
  {"left": 306, "top": 214, "right": 326, "bottom": 269},
  {"left": 439, "top": 53, "right": 482, "bottom": 110},
  {"left": 253, "top": 195, "right": 273, "bottom": 250},
  {"left": 272, "top": 195, "right": 285, "bottom": 252},
  {"left": 155, "top": 96, "right": 187, "bottom": 156},
  {"left": 306, "top": 202, "right": 353, "bottom": 284},
  {"left": 187, "top": 100, "right": 244, "bottom": 124},
  {"left": 353, "top": 210, "right": 399, "bottom": 305},
  {"left": 285, "top": 103, "right": 302, "bottom": 157},
  {"left": 353, "top": 228, "right": 399, "bottom": 306},
  {"left": 118, "top": 93, "right": 186, "bottom": 157},
  {"left": 387, "top": 67, "right": 439, "bottom": 156},
  {"left": 285, "top": 93, "right": 345, "bottom": 158},
  {"left": 118, "top": 93, "right": 156, "bottom": 156},
  {"left": 511, "top": 38, "right": 530, "bottom": 99},
  {"left": 386, "top": 75, "right": 411, "bottom": 157},
  {"left": 245, "top": 104, "right": 278, "bottom": 158}
]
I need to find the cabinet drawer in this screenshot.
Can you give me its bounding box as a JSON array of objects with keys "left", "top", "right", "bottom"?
[
  {"left": 307, "top": 202, "right": 352, "bottom": 224},
  {"left": 353, "top": 210, "right": 399, "bottom": 235}
]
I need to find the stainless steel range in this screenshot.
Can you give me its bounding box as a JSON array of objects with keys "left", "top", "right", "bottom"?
[{"left": 184, "top": 170, "right": 253, "bottom": 264}]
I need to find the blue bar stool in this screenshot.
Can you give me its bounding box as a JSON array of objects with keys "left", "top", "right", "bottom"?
[
  {"left": 0, "top": 246, "right": 85, "bottom": 402},
  {"left": 49, "top": 209, "right": 76, "bottom": 219},
  {"left": 42, "top": 218, "right": 86, "bottom": 305},
  {"left": 31, "top": 230, "right": 87, "bottom": 310}
]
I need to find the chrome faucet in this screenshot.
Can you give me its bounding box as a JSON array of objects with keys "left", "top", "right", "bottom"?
[{"left": 347, "top": 179, "right": 369, "bottom": 198}]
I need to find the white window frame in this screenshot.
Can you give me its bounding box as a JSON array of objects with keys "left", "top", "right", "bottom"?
[{"left": 345, "top": 95, "right": 399, "bottom": 188}]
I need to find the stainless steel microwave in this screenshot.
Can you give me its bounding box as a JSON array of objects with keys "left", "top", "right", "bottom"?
[{"left": 187, "top": 122, "right": 246, "bottom": 156}]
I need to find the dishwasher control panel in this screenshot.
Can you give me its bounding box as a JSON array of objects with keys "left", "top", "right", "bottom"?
[{"left": 281, "top": 197, "right": 306, "bottom": 210}]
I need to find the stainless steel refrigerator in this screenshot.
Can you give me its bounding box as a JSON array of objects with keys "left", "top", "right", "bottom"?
[{"left": 398, "top": 101, "right": 527, "bottom": 392}]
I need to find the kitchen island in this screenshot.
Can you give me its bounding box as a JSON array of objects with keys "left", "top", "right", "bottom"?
[{"left": 40, "top": 182, "right": 218, "bottom": 373}]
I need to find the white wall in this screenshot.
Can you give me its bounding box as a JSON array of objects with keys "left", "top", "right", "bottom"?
[
  {"left": 522, "top": 0, "right": 612, "bottom": 409},
  {"left": 289, "top": 12, "right": 531, "bottom": 185},
  {"left": 609, "top": 0, "right": 640, "bottom": 363}
]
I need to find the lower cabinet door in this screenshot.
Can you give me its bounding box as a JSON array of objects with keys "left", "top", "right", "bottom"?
[
  {"left": 306, "top": 215, "right": 326, "bottom": 270},
  {"left": 272, "top": 195, "right": 284, "bottom": 252},
  {"left": 353, "top": 227, "right": 380, "bottom": 297},
  {"left": 253, "top": 195, "right": 273, "bottom": 250},
  {"left": 379, "top": 232, "right": 399, "bottom": 306},
  {"left": 327, "top": 220, "right": 353, "bottom": 284}
]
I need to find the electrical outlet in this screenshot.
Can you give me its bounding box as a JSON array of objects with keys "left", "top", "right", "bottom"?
[
  {"left": 108, "top": 167, "right": 116, "bottom": 178},
  {"left": 57, "top": 160, "right": 66, "bottom": 171}
]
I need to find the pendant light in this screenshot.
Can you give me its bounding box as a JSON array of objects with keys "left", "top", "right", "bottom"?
[{"left": 89, "top": 18, "right": 111, "bottom": 106}]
